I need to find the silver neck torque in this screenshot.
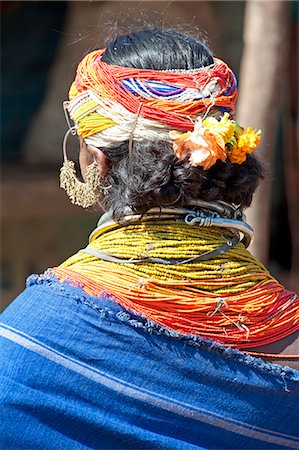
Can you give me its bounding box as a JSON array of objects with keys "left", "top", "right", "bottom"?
[{"left": 90, "top": 203, "right": 253, "bottom": 248}]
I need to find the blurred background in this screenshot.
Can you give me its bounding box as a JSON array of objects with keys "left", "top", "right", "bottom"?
[{"left": 1, "top": 0, "right": 298, "bottom": 310}]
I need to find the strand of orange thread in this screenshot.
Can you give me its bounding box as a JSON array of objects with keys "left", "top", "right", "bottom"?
[
  {"left": 244, "top": 351, "right": 299, "bottom": 359},
  {"left": 52, "top": 266, "right": 299, "bottom": 350},
  {"left": 72, "top": 49, "right": 237, "bottom": 130}
]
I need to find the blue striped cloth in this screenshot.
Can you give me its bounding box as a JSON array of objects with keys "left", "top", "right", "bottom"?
[{"left": 1, "top": 273, "right": 299, "bottom": 449}]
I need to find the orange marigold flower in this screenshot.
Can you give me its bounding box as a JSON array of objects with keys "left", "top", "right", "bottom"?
[
  {"left": 228, "top": 148, "right": 247, "bottom": 164},
  {"left": 199, "top": 131, "right": 227, "bottom": 170},
  {"left": 170, "top": 119, "right": 227, "bottom": 170}
]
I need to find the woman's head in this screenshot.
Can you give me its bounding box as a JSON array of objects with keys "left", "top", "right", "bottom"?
[{"left": 64, "top": 28, "right": 264, "bottom": 218}]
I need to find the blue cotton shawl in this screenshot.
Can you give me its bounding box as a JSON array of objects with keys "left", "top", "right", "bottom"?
[{"left": 1, "top": 273, "right": 299, "bottom": 449}]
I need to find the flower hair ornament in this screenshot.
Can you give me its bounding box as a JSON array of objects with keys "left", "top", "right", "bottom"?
[{"left": 170, "top": 113, "right": 261, "bottom": 170}]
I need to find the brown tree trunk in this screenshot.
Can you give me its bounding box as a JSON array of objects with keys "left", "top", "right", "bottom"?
[
  {"left": 284, "top": 9, "right": 299, "bottom": 291},
  {"left": 237, "top": 0, "right": 289, "bottom": 264}
]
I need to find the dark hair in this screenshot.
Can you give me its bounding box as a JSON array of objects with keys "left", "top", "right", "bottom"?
[
  {"left": 98, "top": 28, "right": 264, "bottom": 219},
  {"left": 102, "top": 28, "right": 214, "bottom": 70}
]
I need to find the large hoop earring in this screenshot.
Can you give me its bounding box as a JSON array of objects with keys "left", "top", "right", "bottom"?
[{"left": 60, "top": 127, "right": 102, "bottom": 208}]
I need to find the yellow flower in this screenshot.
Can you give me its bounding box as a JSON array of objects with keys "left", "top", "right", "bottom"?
[
  {"left": 228, "top": 127, "right": 261, "bottom": 164},
  {"left": 237, "top": 127, "right": 261, "bottom": 154},
  {"left": 203, "top": 113, "right": 235, "bottom": 146}
]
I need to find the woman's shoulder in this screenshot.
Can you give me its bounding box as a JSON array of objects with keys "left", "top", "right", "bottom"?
[
  {"left": 0, "top": 274, "right": 299, "bottom": 448},
  {"left": 0, "top": 271, "right": 115, "bottom": 347},
  {"left": 1, "top": 271, "right": 299, "bottom": 449},
  {"left": 1, "top": 270, "right": 299, "bottom": 383}
]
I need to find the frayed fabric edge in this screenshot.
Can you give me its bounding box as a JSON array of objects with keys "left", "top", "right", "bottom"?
[{"left": 26, "top": 271, "right": 299, "bottom": 382}]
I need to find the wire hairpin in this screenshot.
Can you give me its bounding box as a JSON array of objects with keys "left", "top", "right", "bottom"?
[
  {"left": 128, "top": 102, "right": 143, "bottom": 157},
  {"left": 63, "top": 101, "right": 77, "bottom": 134}
]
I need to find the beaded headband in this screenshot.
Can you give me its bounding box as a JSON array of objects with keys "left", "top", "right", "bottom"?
[{"left": 65, "top": 49, "right": 261, "bottom": 170}]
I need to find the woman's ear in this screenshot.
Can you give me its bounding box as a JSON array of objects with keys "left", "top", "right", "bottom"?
[{"left": 79, "top": 138, "right": 109, "bottom": 180}]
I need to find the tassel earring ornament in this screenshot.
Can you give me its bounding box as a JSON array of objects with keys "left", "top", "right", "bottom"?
[
  {"left": 60, "top": 126, "right": 107, "bottom": 208},
  {"left": 60, "top": 158, "right": 101, "bottom": 208}
]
